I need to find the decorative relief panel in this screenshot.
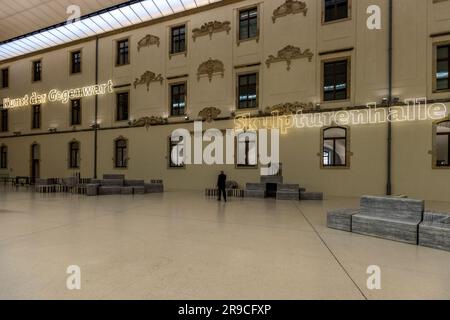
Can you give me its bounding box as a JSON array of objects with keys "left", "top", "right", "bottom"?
[
  {"left": 265, "top": 102, "right": 315, "bottom": 115},
  {"left": 192, "top": 21, "right": 231, "bottom": 41},
  {"left": 132, "top": 116, "right": 166, "bottom": 130},
  {"left": 266, "top": 45, "right": 313, "bottom": 70},
  {"left": 198, "top": 107, "right": 222, "bottom": 122},
  {"left": 197, "top": 58, "right": 225, "bottom": 82},
  {"left": 137, "top": 34, "right": 160, "bottom": 51},
  {"left": 133, "top": 71, "right": 164, "bottom": 91},
  {"left": 272, "top": 0, "right": 308, "bottom": 23}
]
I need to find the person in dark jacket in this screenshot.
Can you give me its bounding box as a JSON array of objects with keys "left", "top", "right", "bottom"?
[{"left": 217, "top": 171, "right": 227, "bottom": 202}]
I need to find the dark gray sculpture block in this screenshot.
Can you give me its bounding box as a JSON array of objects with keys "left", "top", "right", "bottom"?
[
  {"left": 419, "top": 211, "right": 450, "bottom": 252},
  {"left": 99, "top": 186, "right": 122, "bottom": 195},
  {"left": 260, "top": 175, "right": 283, "bottom": 184},
  {"left": 276, "top": 184, "right": 299, "bottom": 200},
  {"left": 103, "top": 174, "right": 125, "bottom": 180},
  {"left": 121, "top": 187, "right": 134, "bottom": 195},
  {"left": 145, "top": 183, "right": 164, "bottom": 193},
  {"left": 101, "top": 179, "right": 124, "bottom": 187},
  {"left": 86, "top": 184, "right": 99, "bottom": 196},
  {"left": 300, "top": 192, "right": 324, "bottom": 201},
  {"left": 327, "top": 209, "right": 360, "bottom": 232},
  {"left": 133, "top": 186, "right": 146, "bottom": 194}
]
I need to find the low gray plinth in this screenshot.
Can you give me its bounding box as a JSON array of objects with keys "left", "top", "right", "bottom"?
[
  {"left": 300, "top": 192, "right": 324, "bottom": 201},
  {"left": 352, "top": 196, "right": 424, "bottom": 245},
  {"left": 103, "top": 174, "right": 125, "bottom": 180},
  {"left": 125, "top": 180, "right": 145, "bottom": 187},
  {"left": 276, "top": 184, "right": 300, "bottom": 200},
  {"left": 246, "top": 183, "right": 265, "bottom": 191},
  {"left": 244, "top": 190, "right": 265, "bottom": 198},
  {"left": 121, "top": 187, "right": 134, "bottom": 195},
  {"left": 352, "top": 215, "right": 420, "bottom": 244},
  {"left": 99, "top": 186, "right": 122, "bottom": 195},
  {"left": 86, "top": 184, "right": 99, "bottom": 196},
  {"left": 419, "top": 211, "right": 450, "bottom": 252},
  {"left": 145, "top": 184, "right": 164, "bottom": 193},
  {"left": 327, "top": 209, "right": 360, "bottom": 232},
  {"left": 133, "top": 186, "right": 146, "bottom": 194},
  {"left": 101, "top": 179, "right": 124, "bottom": 187},
  {"left": 260, "top": 175, "right": 283, "bottom": 184}
]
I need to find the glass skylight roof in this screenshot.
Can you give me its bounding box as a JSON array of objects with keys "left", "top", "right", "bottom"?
[{"left": 0, "top": 0, "right": 222, "bottom": 62}]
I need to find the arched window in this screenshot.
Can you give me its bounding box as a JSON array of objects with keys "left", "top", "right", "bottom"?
[
  {"left": 436, "top": 120, "right": 450, "bottom": 167},
  {"left": 237, "top": 131, "right": 257, "bottom": 167},
  {"left": 322, "top": 127, "right": 348, "bottom": 167},
  {"left": 69, "top": 141, "right": 80, "bottom": 169},
  {"left": 0, "top": 145, "right": 7, "bottom": 169},
  {"left": 115, "top": 138, "right": 128, "bottom": 168}
]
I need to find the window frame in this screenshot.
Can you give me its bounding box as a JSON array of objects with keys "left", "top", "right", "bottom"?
[
  {"left": 0, "top": 109, "right": 8, "bottom": 132},
  {"left": 433, "top": 41, "right": 450, "bottom": 93},
  {"left": 170, "top": 24, "right": 187, "bottom": 56},
  {"left": 116, "top": 91, "right": 130, "bottom": 122},
  {"left": 235, "top": 131, "right": 258, "bottom": 169},
  {"left": 320, "top": 126, "right": 351, "bottom": 169},
  {"left": 169, "top": 81, "right": 187, "bottom": 117},
  {"left": 1, "top": 67, "right": 9, "bottom": 89},
  {"left": 168, "top": 135, "right": 186, "bottom": 169},
  {"left": 322, "top": 0, "right": 351, "bottom": 24},
  {"left": 70, "top": 50, "right": 82, "bottom": 75},
  {"left": 237, "top": 5, "right": 260, "bottom": 45},
  {"left": 0, "top": 145, "right": 7, "bottom": 169},
  {"left": 32, "top": 60, "right": 42, "bottom": 82},
  {"left": 114, "top": 137, "right": 129, "bottom": 169},
  {"left": 70, "top": 99, "right": 82, "bottom": 126},
  {"left": 236, "top": 71, "right": 259, "bottom": 110},
  {"left": 31, "top": 104, "right": 41, "bottom": 130},
  {"left": 432, "top": 118, "right": 450, "bottom": 169},
  {"left": 116, "top": 38, "right": 130, "bottom": 67},
  {"left": 68, "top": 140, "right": 81, "bottom": 169},
  {"left": 321, "top": 56, "right": 351, "bottom": 103}
]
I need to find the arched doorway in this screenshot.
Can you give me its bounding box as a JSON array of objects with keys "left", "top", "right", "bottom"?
[{"left": 30, "top": 143, "right": 40, "bottom": 184}]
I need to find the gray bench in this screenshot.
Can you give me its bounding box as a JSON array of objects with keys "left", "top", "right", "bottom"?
[
  {"left": 327, "top": 209, "right": 360, "bottom": 232},
  {"left": 276, "top": 184, "right": 299, "bottom": 200},
  {"left": 244, "top": 183, "right": 266, "bottom": 198},
  {"left": 300, "top": 191, "right": 324, "bottom": 201},
  {"left": 352, "top": 196, "right": 424, "bottom": 245},
  {"left": 419, "top": 211, "right": 450, "bottom": 252}
]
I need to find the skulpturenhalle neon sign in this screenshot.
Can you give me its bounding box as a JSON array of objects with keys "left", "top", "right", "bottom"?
[{"left": 2, "top": 80, "right": 114, "bottom": 109}]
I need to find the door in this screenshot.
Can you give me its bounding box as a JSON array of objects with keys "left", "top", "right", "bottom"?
[{"left": 30, "top": 144, "right": 40, "bottom": 184}]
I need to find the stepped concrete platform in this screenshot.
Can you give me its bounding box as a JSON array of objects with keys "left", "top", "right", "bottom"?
[
  {"left": 419, "top": 211, "right": 450, "bottom": 252},
  {"left": 244, "top": 183, "right": 266, "bottom": 198},
  {"left": 276, "top": 184, "right": 300, "bottom": 200},
  {"left": 327, "top": 209, "right": 360, "bottom": 232}
]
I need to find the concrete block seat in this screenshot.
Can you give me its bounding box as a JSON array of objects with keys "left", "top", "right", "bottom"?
[
  {"left": 419, "top": 211, "right": 450, "bottom": 252},
  {"left": 327, "top": 209, "right": 360, "bottom": 232},
  {"left": 121, "top": 187, "right": 134, "bottom": 195},
  {"left": 276, "top": 184, "right": 300, "bottom": 200},
  {"left": 300, "top": 191, "right": 324, "bottom": 201},
  {"left": 103, "top": 174, "right": 125, "bottom": 180},
  {"left": 352, "top": 196, "right": 424, "bottom": 245},
  {"left": 244, "top": 183, "right": 266, "bottom": 198}
]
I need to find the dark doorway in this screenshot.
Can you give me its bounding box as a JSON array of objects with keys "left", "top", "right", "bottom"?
[
  {"left": 30, "top": 144, "right": 40, "bottom": 184},
  {"left": 266, "top": 183, "right": 277, "bottom": 198}
]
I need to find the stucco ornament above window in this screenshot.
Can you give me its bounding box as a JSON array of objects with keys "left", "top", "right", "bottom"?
[
  {"left": 265, "top": 102, "right": 315, "bottom": 116},
  {"left": 198, "top": 107, "right": 222, "bottom": 123},
  {"left": 133, "top": 71, "right": 164, "bottom": 92},
  {"left": 197, "top": 58, "right": 225, "bottom": 82},
  {"left": 192, "top": 21, "right": 231, "bottom": 41},
  {"left": 131, "top": 116, "right": 166, "bottom": 130},
  {"left": 272, "top": 0, "right": 308, "bottom": 23},
  {"left": 266, "top": 45, "right": 313, "bottom": 71},
  {"left": 137, "top": 34, "right": 160, "bottom": 52}
]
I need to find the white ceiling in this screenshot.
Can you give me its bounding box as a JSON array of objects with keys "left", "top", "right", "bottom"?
[
  {"left": 0, "top": 0, "right": 222, "bottom": 62},
  {"left": 0, "top": 0, "right": 129, "bottom": 42}
]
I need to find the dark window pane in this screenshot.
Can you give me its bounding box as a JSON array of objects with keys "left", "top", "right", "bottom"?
[
  {"left": 238, "top": 73, "right": 258, "bottom": 109},
  {"left": 171, "top": 25, "right": 186, "bottom": 54},
  {"left": 116, "top": 93, "right": 129, "bottom": 121},
  {"left": 324, "top": 0, "right": 348, "bottom": 22},
  {"left": 323, "top": 60, "right": 348, "bottom": 101},
  {"left": 1, "top": 69, "right": 8, "bottom": 88},
  {"left": 117, "top": 40, "right": 129, "bottom": 65},
  {"left": 239, "top": 8, "right": 258, "bottom": 40}
]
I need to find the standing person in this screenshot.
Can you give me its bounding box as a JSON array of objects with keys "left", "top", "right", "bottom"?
[{"left": 217, "top": 171, "right": 227, "bottom": 202}]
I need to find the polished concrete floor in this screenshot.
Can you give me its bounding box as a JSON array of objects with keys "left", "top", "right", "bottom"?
[{"left": 0, "top": 186, "right": 450, "bottom": 300}]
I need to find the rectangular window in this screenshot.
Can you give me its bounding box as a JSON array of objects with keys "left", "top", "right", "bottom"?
[
  {"left": 69, "top": 142, "right": 80, "bottom": 169},
  {"left": 171, "top": 25, "right": 186, "bottom": 54},
  {"left": 116, "top": 39, "right": 129, "bottom": 66},
  {"left": 32, "top": 60, "right": 42, "bottom": 82},
  {"left": 32, "top": 105, "right": 41, "bottom": 129},
  {"left": 324, "top": 0, "right": 349, "bottom": 22},
  {"left": 170, "top": 83, "right": 186, "bottom": 116},
  {"left": 238, "top": 73, "right": 258, "bottom": 109},
  {"left": 169, "top": 136, "right": 185, "bottom": 168},
  {"left": 0, "top": 146, "right": 7, "bottom": 169},
  {"left": 323, "top": 59, "right": 348, "bottom": 101},
  {"left": 115, "top": 139, "right": 128, "bottom": 168},
  {"left": 239, "top": 7, "right": 258, "bottom": 41},
  {"left": 436, "top": 45, "right": 450, "bottom": 91},
  {"left": 116, "top": 92, "right": 129, "bottom": 121},
  {"left": 70, "top": 99, "right": 82, "bottom": 126},
  {"left": 1, "top": 109, "right": 8, "bottom": 132},
  {"left": 71, "top": 51, "right": 82, "bottom": 74},
  {"left": 236, "top": 132, "right": 257, "bottom": 167},
  {"left": 1, "top": 68, "right": 8, "bottom": 88},
  {"left": 323, "top": 127, "right": 348, "bottom": 167}
]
